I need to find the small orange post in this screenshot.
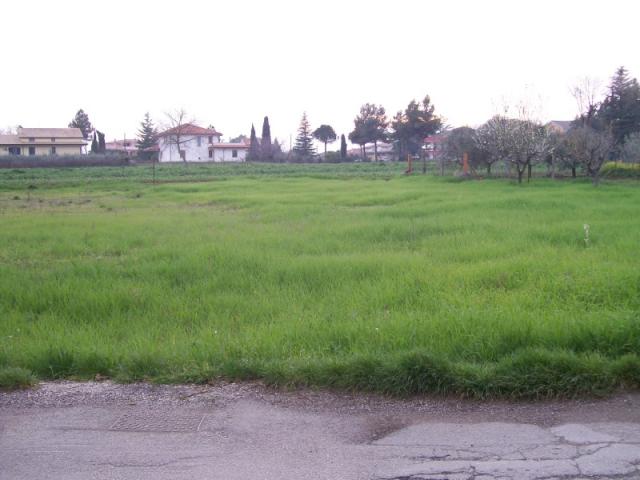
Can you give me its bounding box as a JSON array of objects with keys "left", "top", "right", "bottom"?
[
  {"left": 462, "top": 152, "right": 469, "bottom": 175},
  {"left": 406, "top": 153, "right": 413, "bottom": 174}
]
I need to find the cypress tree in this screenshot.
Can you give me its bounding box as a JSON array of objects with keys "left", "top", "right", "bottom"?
[
  {"left": 292, "top": 112, "right": 316, "bottom": 161},
  {"left": 261, "top": 116, "right": 272, "bottom": 161},
  {"left": 340, "top": 134, "right": 347, "bottom": 160},
  {"left": 97, "top": 131, "right": 106, "bottom": 153},
  {"left": 248, "top": 124, "right": 260, "bottom": 161},
  {"left": 90, "top": 132, "right": 98, "bottom": 154}
]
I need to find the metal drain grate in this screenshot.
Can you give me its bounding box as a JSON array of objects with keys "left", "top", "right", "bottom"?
[{"left": 109, "top": 412, "right": 205, "bottom": 432}]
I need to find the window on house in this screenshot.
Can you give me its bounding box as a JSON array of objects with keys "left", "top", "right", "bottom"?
[
  {"left": 51, "top": 138, "right": 56, "bottom": 143},
  {"left": 9, "top": 147, "right": 21, "bottom": 155},
  {"left": 29, "top": 147, "right": 36, "bottom": 155},
  {"left": 197, "top": 136, "right": 201, "bottom": 147},
  {"left": 232, "top": 150, "right": 238, "bottom": 158},
  {"left": 51, "top": 146, "right": 57, "bottom": 155},
  {"left": 208, "top": 149, "right": 213, "bottom": 159},
  {"left": 208, "top": 136, "right": 213, "bottom": 144},
  {"left": 28, "top": 138, "right": 35, "bottom": 143}
]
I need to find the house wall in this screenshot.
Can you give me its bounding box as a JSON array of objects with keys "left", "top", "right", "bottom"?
[
  {"left": 158, "top": 135, "right": 222, "bottom": 162},
  {"left": 210, "top": 148, "right": 247, "bottom": 162},
  {"left": 0, "top": 144, "right": 83, "bottom": 156}
]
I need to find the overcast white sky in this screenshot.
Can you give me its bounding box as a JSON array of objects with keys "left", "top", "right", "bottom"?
[{"left": 2, "top": 0, "right": 639, "bottom": 148}]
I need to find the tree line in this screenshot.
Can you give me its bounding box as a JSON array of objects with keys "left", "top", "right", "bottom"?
[
  {"left": 64, "top": 65, "right": 640, "bottom": 180},
  {"left": 442, "top": 67, "right": 640, "bottom": 184}
]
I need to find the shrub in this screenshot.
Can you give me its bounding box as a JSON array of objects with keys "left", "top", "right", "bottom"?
[
  {"left": 601, "top": 161, "right": 640, "bottom": 178},
  {"left": 0, "top": 154, "right": 129, "bottom": 169}
]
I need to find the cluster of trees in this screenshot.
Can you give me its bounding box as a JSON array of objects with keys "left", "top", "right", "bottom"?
[
  {"left": 247, "top": 116, "right": 283, "bottom": 162},
  {"left": 445, "top": 110, "right": 613, "bottom": 184},
  {"left": 441, "top": 67, "right": 640, "bottom": 184},
  {"left": 68, "top": 109, "right": 160, "bottom": 160},
  {"left": 347, "top": 96, "right": 442, "bottom": 162},
  {"left": 288, "top": 113, "right": 347, "bottom": 162},
  {"left": 68, "top": 109, "right": 110, "bottom": 155}
]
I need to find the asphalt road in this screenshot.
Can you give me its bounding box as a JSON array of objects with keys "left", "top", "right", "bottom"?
[{"left": 1, "top": 381, "right": 639, "bottom": 480}]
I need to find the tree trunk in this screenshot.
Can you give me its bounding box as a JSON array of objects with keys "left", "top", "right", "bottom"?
[
  {"left": 527, "top": 162, "right": 532, "bottom": 183},
  {"left": 571, "top": 166, "right": 576, "bottom": 178},
  {"left": 487, "top": 163, "right": 492, "bottom": 176},
  {"left": 324, "top": 141, "right": 327, "bottom": 160},
  {"left": 550, "top": 154, "right": 555, "bottom": 180},
  {"left": 363, "top": 144, "right": 367, "bottom": 161},
  {"left": 517, "top": 168, "right": 524, "bottom": 184},
  {"left": 373, "top": 141, "right": 378, "bottom": 162}
]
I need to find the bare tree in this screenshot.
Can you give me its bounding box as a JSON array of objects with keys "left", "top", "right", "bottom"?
[
  {"left": 564, "top": 126, "right": 613, "bottom": 185},
  {"left": 511, "top": 118, "right": 551, "bottom": 183},
  {"left": 0, "top": 125, "right": 19, "bottom": 135},
  {"left": 570, "top": 77, "right": 602, "bottom": 127},
  {"left": 161, "top": 108, "right": 195, "bottom": 163}
]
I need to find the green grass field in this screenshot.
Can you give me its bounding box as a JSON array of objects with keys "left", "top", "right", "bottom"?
[{"left": 1, "top": 163, "right": 639, "bottom": 397}]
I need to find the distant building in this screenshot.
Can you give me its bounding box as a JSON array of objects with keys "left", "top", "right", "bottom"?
[
  {"left": 209, "top": 142, "right": 250, "bottom": 162},
  {"left": 347, "top": 141, "right": 396, "bottom": 161},
  {"left": 424, "top": 134, "right": 447, "bottom": 160},
  {"left": 546, "top": 120, "right": 573, "bottom": 134},
  {"left": 105, "top": 138, "right": 138, "bottom": 156},
  {"left": 156, "top": 123, "right": 248, "bottom": 162},
  {"left": 0, "top": 127, "right": 86, "bottom": 156}
]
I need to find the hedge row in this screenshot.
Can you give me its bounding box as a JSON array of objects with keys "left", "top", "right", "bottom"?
[{"left": 0, "top": 154, "right": 129, "bottom": 169}]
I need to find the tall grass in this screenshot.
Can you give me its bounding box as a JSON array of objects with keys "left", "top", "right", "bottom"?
[{"left": 0, "top": 165, "right": 638, "bottom": 397}]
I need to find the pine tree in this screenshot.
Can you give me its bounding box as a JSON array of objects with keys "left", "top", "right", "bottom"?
[
  {"left": 248, "top": 124, "right": 260, "bottom": 161},
  {"left": 136, "top": 113, "right": 157, "bottom": 160},
  {"left": 598, "top": 66, "right": 640, "bottom": 147},
  {"left": 292, "top": 112, "right": 316, "bottom": 161},
  {"left": 90, "top": 132, "right": 98, "bottom": 154},
  {"left": 340, "top": 134, "right": 347, "bottom": 160},
  {"left": 312, "top": 124, "right": 337, "bottom": 157},
  {"left": 350, "top": 104, "right": 388, "bottom": 161},
  {"left": 261, "top": 116, "right": 272, "bottom": 161},
  {"left": 69, "top": 109, "right": 93, "bottom": 140}
]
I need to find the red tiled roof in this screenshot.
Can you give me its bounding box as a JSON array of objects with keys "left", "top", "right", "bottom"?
[{"left": 157, "top": 123, "right": 222, "bottom": 137}]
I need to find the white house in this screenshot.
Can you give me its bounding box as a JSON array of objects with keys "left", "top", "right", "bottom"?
[{"left": 157, "top": 123, "right": 248, "bottom": 162}]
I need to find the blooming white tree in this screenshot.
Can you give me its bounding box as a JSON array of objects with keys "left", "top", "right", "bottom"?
[{"left": 475, "top": 114, "right": 551, "bottom": 183}]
